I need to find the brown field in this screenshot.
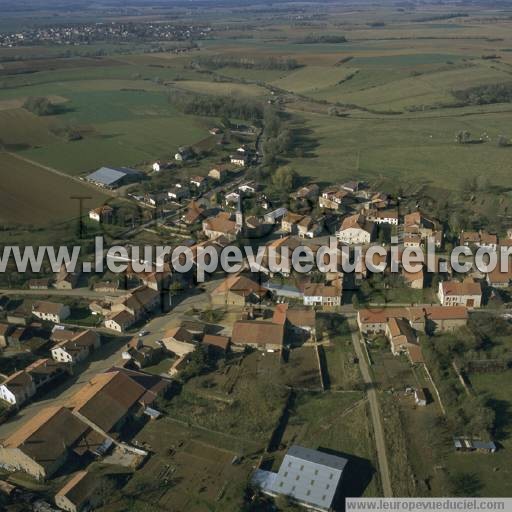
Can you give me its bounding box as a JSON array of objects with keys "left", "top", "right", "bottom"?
[{"left": 0, "top": 152, "right": 108, "bottom": 225}]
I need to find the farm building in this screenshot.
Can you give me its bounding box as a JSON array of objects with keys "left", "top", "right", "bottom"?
[
  {"left": 231, "top": 319, "right": 284, "bottom": 352},
  {"left": 414, "top": 388, "right": 427, "bottom": 406},
  {"left": 85, "top": 167, "right": 143, "bottom": 189},
  {"left": 453, "top": 438, "right": 497, "bottom": 453},
  {"left": 0, "top": 406, "right": 105, "bottom": 480},
  {"left": 54, "top": 471, "right": 101, "bottom": 512},
  {"left": 252, "top": 445, "right": 348, "bottom": 511}
]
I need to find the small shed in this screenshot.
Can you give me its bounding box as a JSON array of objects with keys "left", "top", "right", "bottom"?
[{"left": 414, "top": 388, "right": 427, "bottom": 406}]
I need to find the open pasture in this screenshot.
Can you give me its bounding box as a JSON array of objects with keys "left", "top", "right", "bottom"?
[
  {"left": 23, "top": 113, "right": 209, "bottom": 175},
  {"left": 286, "top": 109, "right": 512, "bottom": 190},
  {"left": 276, "top": 390, "right": 379, "bottom": 497},
  {"left": 271, "top": 65, "right": 358, "bottom": 94},
  {"left": 173, "top": 80, "right": 268, "bottom": 97},
  {"left": 0, "top": 82, "right": 210, "bottom": 174}
]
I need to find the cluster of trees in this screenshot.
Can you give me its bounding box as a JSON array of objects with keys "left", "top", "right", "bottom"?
[
  {"left": 271, "top": 165, "right": 298, "bottom": 193},
  {"left": 453, "top": 82, "right": 512, "bottom": 106},
  {"left": 297, "top": 34, "right": 347, "bottom": 44},
  {"left": 50, "top": 123, "right": 83, "bottom": 142},
  {"left": 167, "top": 89, "right": 263, "bottom": 121},
  {"left": 23, "top": 96, "right": 57, "bottom": 116},
  {"left": 180, "top": 345, "right": 216, "bottom": 382},
  {"left": 261, "top": 106, "right": 295, "bottom": 165},
  {"left": 190, "top": 55, "right": 300, "bottom": 71},
  {"left": 422, "top": 329, "right": 498, "bottom": 439},
  {"left": 455, "top": 130, "right": 472, "bottom": 144},
  {"left": 296, "top": 34, "right": 347, "bottom": 44}
]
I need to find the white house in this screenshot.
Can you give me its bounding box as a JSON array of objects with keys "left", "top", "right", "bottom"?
[
  {"left": 168, "top": 185, "right": 189, "bottom": 202},
  {"left": 0, "top": 371, "right": 36, "bottom": 406},
  {"left": 225, "top": 192, "right": 240, "bottom": 205},
  {"left": 104, "top": 310, "right": 135, "bottom": 332},
  {"left": 238, "top": 181, "right": 257, "bottom": 193},
  {"left": 336, "top": 214, "right": 374, "bottom": 245},
  {"left": 231, "top": 154, "right": 248, "bottom": 166},
  {"left": 88, "top": 205, "right": 113, "bottom": 223},
  {"left": 415, "top": 388, "right": 427, "bottom": 406},
  {"left": 175, "top": 146, "right": 194, "bottom": 161},
  {"left": 190, "top": 175, "right": 207, "bottom": 190},
  {"left": 438, "top": 279, "right": 482, "bottom": 309},
  {"left": 51, "top": 330, "right": 100, "bottom": 364},
  {"left": 303, "top": 283, "right": 342, "bottom": 307},
  {"left": 367, "top": 209, "right": 398, "bottom": 225},
  {"left": 32, "top": 301, "right": 70, "bottom": 323}
]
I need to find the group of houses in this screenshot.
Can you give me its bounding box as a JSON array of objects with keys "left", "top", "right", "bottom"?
[
  {"left": 209, "top": 272, "right": 343, "bottom": 310},
  {"left": 357, "top": 305, "right": 469, "bottom": 363},
  {"left": 0, "top": 326, "right": 101, "bottom": 410},
  {"left": 160, "top": 302, "right": 316, "bottom": 372},
  {"left": 91, "top": 285, "right": 161, "bottom": 333},
  {"left": 0, "top": 367, "right": 170, "bottom": 482},
  {"left": 28, "top": 265, "right": 81, "bottom": 291}
]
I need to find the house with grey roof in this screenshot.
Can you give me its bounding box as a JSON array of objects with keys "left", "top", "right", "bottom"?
[
  {"left": 252, "top": 445, "right": 348, "bottom": 511},
  {"left": 85, "top": 167, "right": 142, "bottom": 189}
]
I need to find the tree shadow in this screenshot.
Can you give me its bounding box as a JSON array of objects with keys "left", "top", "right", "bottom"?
[
  {"left": 486, "top": 398, "right": 511, "bottom": 442},
  {"left": 317, "top": 447, "right": 376, "bottom": 510},
  {"left": 290, "top": 126, "right": 319, "bottom": 158}
]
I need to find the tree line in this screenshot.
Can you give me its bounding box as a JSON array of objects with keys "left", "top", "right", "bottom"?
[
  {"left": 167, "top": 88, "right": 263, "bottom": 121},
  {"left": 189, "top": 55, "right": 301, "bottom": 71},
  {"left": 295, "top": 34, "right": 347, "bottom": 44},
  {"left": 453, "top": 82, "right": 512, "bottom": 106}
]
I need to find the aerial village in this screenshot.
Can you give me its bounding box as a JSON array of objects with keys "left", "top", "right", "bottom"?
[{"left": 0, "top": 120, "right": 510, "bottom": 512}]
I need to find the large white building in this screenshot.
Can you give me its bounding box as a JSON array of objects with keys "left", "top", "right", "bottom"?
[
  {"left": 336, "top": 214, "right": 374, "bottom": 245},
  {"left": 252, "top": 445, "right": 348, "bottom": 512}
]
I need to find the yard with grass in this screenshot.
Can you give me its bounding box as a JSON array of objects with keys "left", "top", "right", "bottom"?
[
  {"left": 443, "top": 370, "right": 512, "bottom": 497},
  {"left": 319, "top": 314, "right": 363, "bottom": 391},
  {"left": 369, "top": 344, "right": 450, "bottom": 496},
  {"left": 163, "top": 352, "right": 290, "bottom": 445},
  {"left": 276, "top": 390, "right": 380, "bottom": 498},
  {"left": 98, "top": 419, "right": 257, "bottom": 512}
]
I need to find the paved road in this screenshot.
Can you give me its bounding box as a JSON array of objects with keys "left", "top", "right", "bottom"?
[
  {"left": 0, "top": 287, "right": 127, "bottom": 298},
  {"left": 348, "top": 318, "right": 393, "bottom": 497},
  {"left": 0, "top": 281, "right": 223, "bottom": 440},
  {"left": 0, "top": 337, "right": 128, "bottom": 440}
]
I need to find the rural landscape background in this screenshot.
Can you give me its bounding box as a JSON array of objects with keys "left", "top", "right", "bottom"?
[{"left": 0, "top": 0, "right": 511, "bottom": 510}]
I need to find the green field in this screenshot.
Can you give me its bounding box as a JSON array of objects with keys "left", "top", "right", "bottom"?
[
  {"left": 271, "top": 66, "right": 358, "bottom": 94},
  {"left": 285, "top": 110, "right": 512, "bottom": 189}
]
